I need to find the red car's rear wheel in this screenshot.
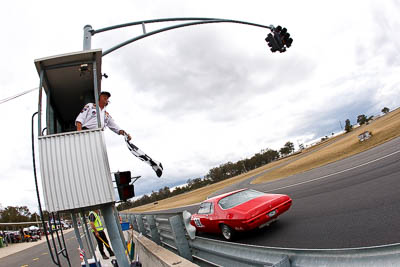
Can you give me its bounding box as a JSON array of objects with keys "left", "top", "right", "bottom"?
[{"left": 220, "top": 224, "right": 235, "bottom": 241}]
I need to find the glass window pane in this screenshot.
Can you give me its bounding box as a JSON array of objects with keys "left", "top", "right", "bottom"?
[
  {"left": 197, "top": 202, "right": 212, "bottom": 214},
  {"left": 218, "top": 190, "right": 265, "bottom": 209}
]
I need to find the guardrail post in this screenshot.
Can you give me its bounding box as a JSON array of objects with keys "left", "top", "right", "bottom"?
[
  {"left": 130, "top": 214, "right": 138, "bottom": 231},
  {"left": 169, "top": 215, "right": 193, "bottom": 261},
  {"left": 136, "top": 214, "right": 146, "bottom": 234},
  {"left": 146, "top": 215, "right": 161, "bottom": 245},
  {"left": 275, "top": 255, "right": 291, "bottom": 267}
]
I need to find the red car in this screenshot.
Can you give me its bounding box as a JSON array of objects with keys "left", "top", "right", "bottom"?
[{"left": 190, "top": 188, "right": 292, "bottom": 240}]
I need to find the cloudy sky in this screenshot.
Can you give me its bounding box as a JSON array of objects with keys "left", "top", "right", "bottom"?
[{"left": 0, "top": 0, "right": 399, "bottom": 213}]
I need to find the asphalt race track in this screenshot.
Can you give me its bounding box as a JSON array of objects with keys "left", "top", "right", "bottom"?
[
  {"left": 158, "top": 136, "right": 400, "bottom": 249},
  {"left": 1, "top": 230, "right": 81, "bottom": 267}
]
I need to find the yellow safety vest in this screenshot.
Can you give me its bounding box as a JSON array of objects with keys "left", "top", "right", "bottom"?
[{"left": 89, "top": 211, "right": 104, "bottom": 232}]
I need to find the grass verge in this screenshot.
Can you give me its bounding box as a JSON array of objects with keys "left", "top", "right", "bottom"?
[{"left": 252, "top": 108, "right": 400, "bottom": 183}]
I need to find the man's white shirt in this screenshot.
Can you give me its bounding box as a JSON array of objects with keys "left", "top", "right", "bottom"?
[{"left": 75, "top": 103, "right": 122, "bottom": 134}]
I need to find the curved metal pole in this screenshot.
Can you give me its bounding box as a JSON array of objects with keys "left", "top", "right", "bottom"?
[
  {"left": 102, "top": 19, "right": 271, "bottom": 56},
  {"left": 92, "top": 17, "right": 222, "bottom": 35}
]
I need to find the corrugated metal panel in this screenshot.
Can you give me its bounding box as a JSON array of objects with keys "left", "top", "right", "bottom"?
[{"left": 38, "top": 129, "right": 115, "bottom": 212}]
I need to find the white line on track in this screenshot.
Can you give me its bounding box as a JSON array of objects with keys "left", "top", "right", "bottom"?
[{"left": 269, "top": 149, "right": 400, "bottom": 192}]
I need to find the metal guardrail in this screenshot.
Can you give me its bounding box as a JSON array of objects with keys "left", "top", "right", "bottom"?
[
  {"left": 121, "top": 213, "right": 182, "bottom": 256},
  {"left": 120, "top": 212, "right": 400, "bottom": 267}
]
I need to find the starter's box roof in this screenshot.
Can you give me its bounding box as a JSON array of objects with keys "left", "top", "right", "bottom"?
[{"left": 34, "top": 49, "right": 102, "bottom": 123}]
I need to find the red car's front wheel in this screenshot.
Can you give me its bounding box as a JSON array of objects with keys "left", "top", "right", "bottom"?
[{"left": 220, "top": 224, "right": 235, "bottom": 241}]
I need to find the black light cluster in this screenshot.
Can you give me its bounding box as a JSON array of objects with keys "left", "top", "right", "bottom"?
[
  {"left": 114, "top": 171, "right": 135, "bottom": 202},
  {"left": 265, "top": 25, "right": 293, "bottom": 53}
]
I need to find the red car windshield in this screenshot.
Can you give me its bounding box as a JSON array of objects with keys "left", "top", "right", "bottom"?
[{"left": 218, "top": 189, "right": 265, "bottom": 209}]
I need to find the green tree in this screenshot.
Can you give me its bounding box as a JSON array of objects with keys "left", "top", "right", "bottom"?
[
  {"left": 0, "top": 206, "right": 31, "bottom": 223},
  {"left": 41, "top": 210, "right": 50, "bottom": 221},
  {"left": 279, "top": 147, "right": 289, "bottom": 156},
  {"left": 345, "top": 119, "right": 352, "bottom": 133},
  {"left": 357, "top": 114, "right": 367, "bottom": 125},
  {"left": 279, "top": 141, "right": 294, "bottom": 156},
  {"left": 30, "top": 212, "right": 40, "bottom": 222},
  {"left": 358, "top": 114, "right": 374, "bottom": 125},
  {"left": 381, "top": 107, "right": 390, "bottom": 114},
  {"left": 285, "top": 141, "right": 295, "bottom": 154},
  {"left": 158, "top": 186, "right": 171, "bottom": 199}
]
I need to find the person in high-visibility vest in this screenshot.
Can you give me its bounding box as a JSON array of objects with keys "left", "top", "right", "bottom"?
[{"left": 89, "top": 210, "right": 115, "bottom": 260}]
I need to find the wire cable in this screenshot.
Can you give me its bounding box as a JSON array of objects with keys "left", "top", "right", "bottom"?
[
  {"left": 0, "top": 87, "right": 38, "bottom": 104},
  {"left": 31, "top": 112, "right": 61, "bottom": 266}
]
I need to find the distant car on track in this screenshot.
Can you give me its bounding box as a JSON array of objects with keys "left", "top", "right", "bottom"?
[{"left": 190, "top": 188, "right": 292, "bottom": 240}]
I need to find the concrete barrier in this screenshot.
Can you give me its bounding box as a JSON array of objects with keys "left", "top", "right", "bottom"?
[{"left": 131, "top": 230, "right": 199, "bottom": 267}]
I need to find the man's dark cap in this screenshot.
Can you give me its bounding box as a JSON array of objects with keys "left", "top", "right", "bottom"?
[{"left": 100, "top": 91, "right": 111, "bottom": 97}]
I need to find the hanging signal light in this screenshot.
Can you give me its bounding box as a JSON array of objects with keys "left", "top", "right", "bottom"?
[
  {"left": 279, "top": 27, "right": 293, "bottom": 48},
  {"left": 265, "top": 33, "right": 280, "bottom": 53},
  {"left": 266, "top": 25, "right": 293, "bottom": 53},
  {"left": 114, "top": 171, "right": 135, "bottom": 201}
]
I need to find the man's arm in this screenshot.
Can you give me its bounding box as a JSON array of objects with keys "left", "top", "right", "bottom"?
[
  {"left": 89, "top": 213, "right": 99, "bottom": 237},
  {"left": 90, "top": 221, "right": 99, "bottom": 237},
  {"left": 118, "top": 130, "right": 132, "bottom": 141},
  {"left": 106, "top": 114, "right": 132, "bottom": 140},
  {"left": 76, "top": 122, "right": 82, "bottom": 131},
  {"left": 75, "top": 104, "right": 91, "bottom": 130}
]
